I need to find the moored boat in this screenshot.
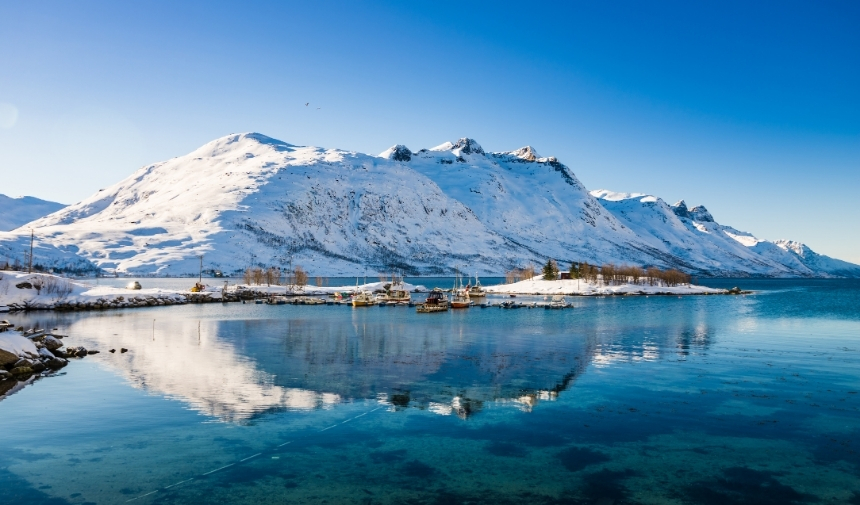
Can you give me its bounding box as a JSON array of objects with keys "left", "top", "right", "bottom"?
[
  {"left": 351, "top": 291, "right": 377, "bottom": 307},
  {"left": 416, "top": 288, "right": 449, "bottom": 313},
  {"left": 378, "top": 287, "right": 411, "bottom": 305},
  {"left": 450, "top": 289, "right": 471, "bottom": 309},
  {"left": 546, "top": 295, "right": 570, "bottom": 309},
  {"left": 468, "top": 274, "right": 486, "bottom": 298}
]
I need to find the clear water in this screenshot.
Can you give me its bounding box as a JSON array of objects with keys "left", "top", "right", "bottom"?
[{"left": 2, "top": 279, "right": 859, "bottom": 504}]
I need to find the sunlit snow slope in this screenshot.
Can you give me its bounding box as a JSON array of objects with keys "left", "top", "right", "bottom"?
[{"left": 0, "top": 133, "right": 856, "bottom": 277}]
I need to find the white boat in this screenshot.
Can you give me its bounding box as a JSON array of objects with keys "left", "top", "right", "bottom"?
[
  {"left": 468, "top": 273, "right": 487, "bottom": 298},
  {"left": 546, "top": 295, "right": 570, "bottom": 309},
  {"left": 378, "top": 287, "right": 411, "bottom": 305}
]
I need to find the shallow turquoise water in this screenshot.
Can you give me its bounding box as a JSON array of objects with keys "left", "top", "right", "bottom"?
[{"left": 2, "top": 280, "right": 859, "bottom": 504}]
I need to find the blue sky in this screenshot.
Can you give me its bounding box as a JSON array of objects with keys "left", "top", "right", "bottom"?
[{"left": 1, "top": 1, "right": 858, "bottom": 262}]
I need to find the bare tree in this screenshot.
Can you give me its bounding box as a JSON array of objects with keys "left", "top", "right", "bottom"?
[
  {"left": 30, "top": 276, "right": 44, "bottom": 294},
  {"left": 294, "top": 266, "right": 308, "bottom": 288},
  {"left": 252, "top": 267, "right": 264, "bottom": 285}
]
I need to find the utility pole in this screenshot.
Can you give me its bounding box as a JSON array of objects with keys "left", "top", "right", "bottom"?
[
  {"left": 28, "top": 229, "right": 34, "bottom": 273},
  {"left": 198, "top": 254, "right": 203, "bottom": 284}
]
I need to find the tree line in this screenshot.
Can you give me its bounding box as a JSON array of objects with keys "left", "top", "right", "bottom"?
[
  {"left": 532, "top": 259, "right": 692, "bottom": 287},
  {"left": 242, "top": 266, "right": 311, "bottom": 287}
]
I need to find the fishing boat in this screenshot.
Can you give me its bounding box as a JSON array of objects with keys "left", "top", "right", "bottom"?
[
  {"left": 416, "top": 288, "right": 449, "bottom": 313},
  {"left": 378, "top": 286, "right": 411, "bottom": 305},
  {"left": 450, "top": 288, "right": 472, "bottom": 309},
  {"left": 300, "top": 297, "right": 327, "bottom": 305},
  {"left": 351, "top": 291, "right": 377, "bottom": 307},
  {"left": 546, "top": 295, "right": 570, "bottom": 309},
  {"left": 468, "top": 273, "right": 487, "bottom": 298}
]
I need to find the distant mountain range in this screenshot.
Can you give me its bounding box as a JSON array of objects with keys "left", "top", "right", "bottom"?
[
  {"left": 0, "top": 194, "right": 65, "bottom": 232},
  {"left": 0, "top": 132, "right": 857, "bottom": 277}
]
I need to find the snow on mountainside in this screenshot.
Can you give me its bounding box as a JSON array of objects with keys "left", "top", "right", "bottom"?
[
  {"left": 0, "top": 132, "right": 856, "bottom": 278},
  {"left": 0, "top": 194, "right": 66, "bottom": 231},
  {"left": 0, "top": 133, "right": 520, "bottom": 275},
  {"left": 589, "top": 190, "right": 860, "bottom": 277}
]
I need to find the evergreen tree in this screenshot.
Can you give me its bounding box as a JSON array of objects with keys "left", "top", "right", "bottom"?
[
  {"left": 542, "top": 259, "right": 559, "bottom": 280},
  {"left": 569, "top": 262, "right": 580, "bottom": 279}
]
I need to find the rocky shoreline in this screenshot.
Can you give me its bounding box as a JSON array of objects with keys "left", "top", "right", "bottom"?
[
  {"left": 2, "top": 285, "right": 294, "bottom": 313},
  {"left": 0, "top": 320, "right": 104, "bottom": 398}
]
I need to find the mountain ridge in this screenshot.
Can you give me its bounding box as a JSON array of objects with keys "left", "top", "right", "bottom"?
[
  {"left": 0, "top": 132, "right": 857, "bottom": 278},
  {"left": 0, "top": 194, "right": 66, "bottom": 232}
]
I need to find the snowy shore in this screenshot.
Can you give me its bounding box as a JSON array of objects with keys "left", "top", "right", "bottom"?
[
  {"left": 0, "top": 271, "right": 426, "bottom": 312},
  {"left": 484, "top": 277, "right": 728, "bottom": 296}
]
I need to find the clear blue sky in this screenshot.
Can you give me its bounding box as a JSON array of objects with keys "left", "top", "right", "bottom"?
[{"left": 1, "top": 1, "right": 858, "bottom": 262}]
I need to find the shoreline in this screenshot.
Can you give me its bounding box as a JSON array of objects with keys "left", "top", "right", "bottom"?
[{"left": 0, "top": 271, "right": 752, "bottom": 313}]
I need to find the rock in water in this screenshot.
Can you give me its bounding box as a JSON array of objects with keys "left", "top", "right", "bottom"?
[
  {"left": 43, "top": 335, "right": 63, "bottom": 350},
  {"left": 10, "top": 366, "right": 33, "bottom": 376},
  {"left": 47, "top": 357, "right": 67, "bottom": 369}
]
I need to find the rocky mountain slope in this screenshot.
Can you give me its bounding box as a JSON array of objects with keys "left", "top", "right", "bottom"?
[{"left": 0, "top": 133, "right": 856, "bottom": 277}]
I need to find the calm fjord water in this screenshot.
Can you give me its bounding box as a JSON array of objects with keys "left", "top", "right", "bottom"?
[{"left": 2, "top": 279, "right": 860, "bottom": 504}]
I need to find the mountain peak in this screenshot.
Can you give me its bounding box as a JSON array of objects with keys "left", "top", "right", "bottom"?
[
  {"left": 195, "top": 132, "right": 296, "bottom": 157},
  {"left": 452, "top": 138, "right": 484, "bottom": 155},
  {"left": 379, "top": 144, "right": 412, "bottom": 162},
  {"left": 509, "top": 146, "right": 541, "bottom": 161},
  {"left": 689, "top": 205, "right": 713, "bottom": 222},
  {"left": 671, "top": 200, "right": 689, "bottom": 218}
]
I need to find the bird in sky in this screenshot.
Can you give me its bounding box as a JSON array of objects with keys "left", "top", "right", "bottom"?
[{"left": 305, "top": 102, "right": 309, "bottom": 106}]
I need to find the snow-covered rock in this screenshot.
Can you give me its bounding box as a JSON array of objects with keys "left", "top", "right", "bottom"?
[
  {"left": 0, "top": 132, "right": 856, "bottom": 278},
  {"left": 0, "top": 332, "right": 38, "bottom": 365}
]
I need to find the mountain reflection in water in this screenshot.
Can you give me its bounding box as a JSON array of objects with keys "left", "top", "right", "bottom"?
[{"left": 12, "top": 299, "right": 713, "bottom": 423}]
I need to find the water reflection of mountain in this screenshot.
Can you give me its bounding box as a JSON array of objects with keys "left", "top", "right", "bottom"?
[
  {"left": 19, "top": 305, "right": 714, "bottom": 423},
  {"left": 233, "top": 317, "right": 596, "bottom": 419}
]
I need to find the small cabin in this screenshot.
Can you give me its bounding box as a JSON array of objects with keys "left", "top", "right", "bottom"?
[{"left": 559, "top": 272, "right": 571, "bottom": 280}]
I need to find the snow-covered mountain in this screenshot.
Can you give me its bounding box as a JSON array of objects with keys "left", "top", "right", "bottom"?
[
  {"left": 0, "top": 194, "right": 66, "bottom": 231},
  {"left": 0, "top": 132, "right": 856, "bottom": 277}
]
